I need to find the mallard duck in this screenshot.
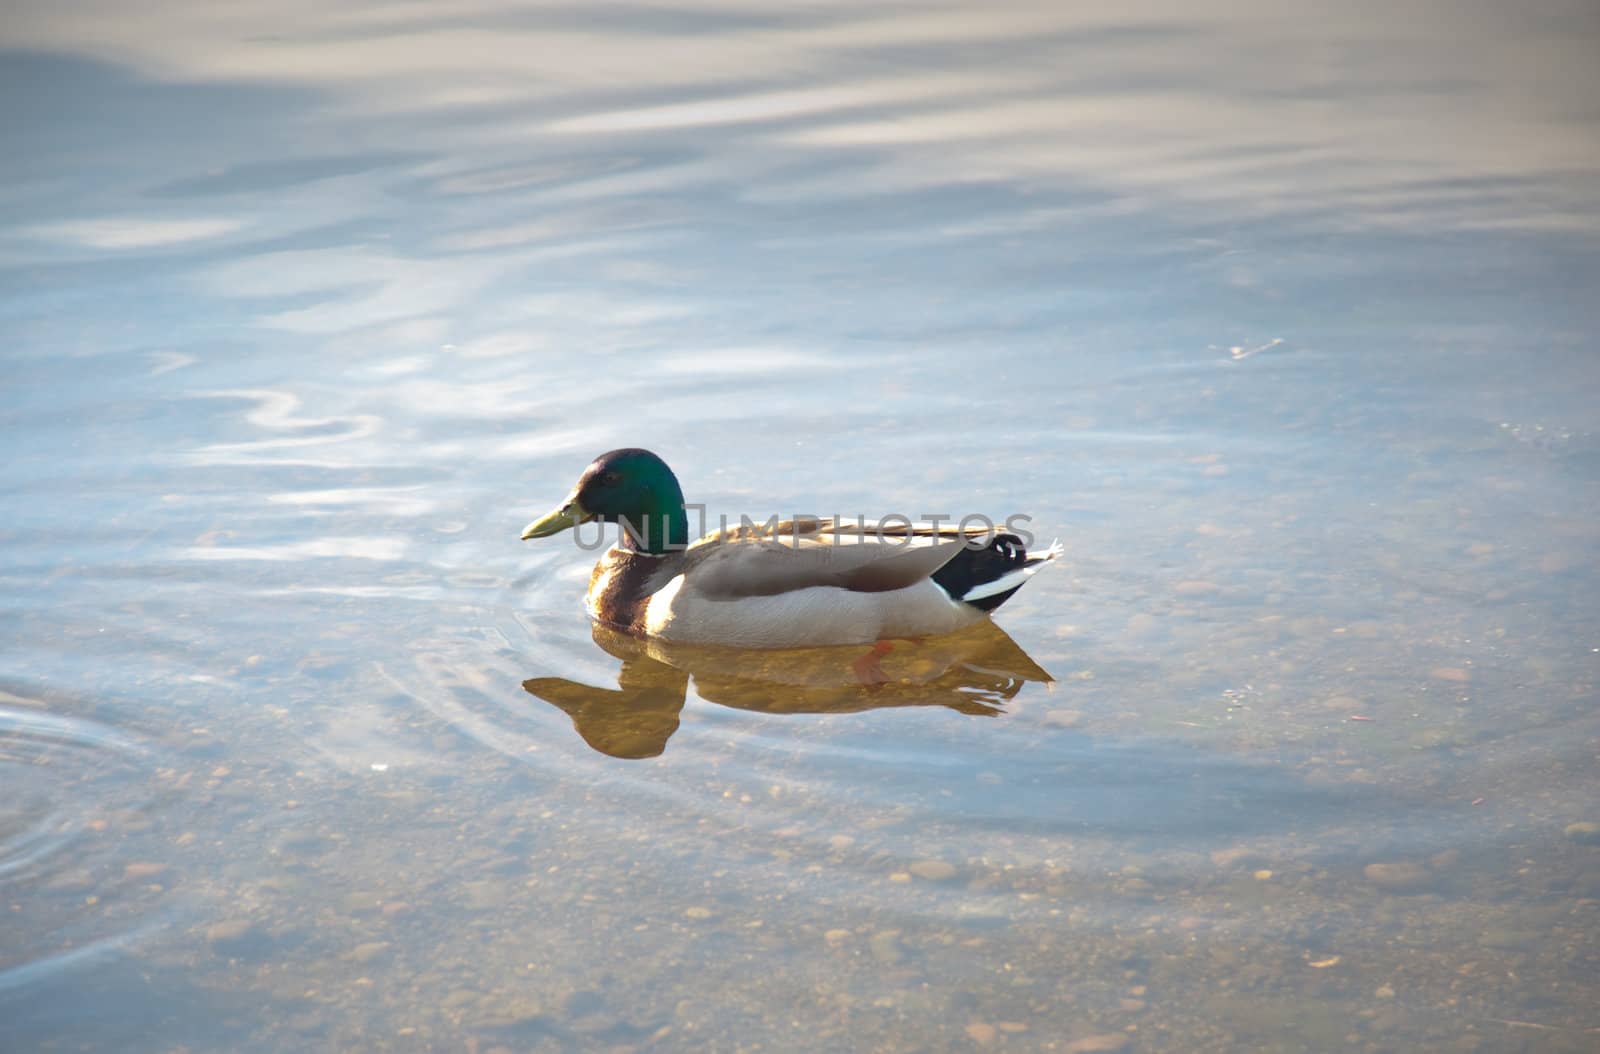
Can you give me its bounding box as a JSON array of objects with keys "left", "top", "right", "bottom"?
[{"left": 520, "top": 448, "right": 1060, "bottom": 648}]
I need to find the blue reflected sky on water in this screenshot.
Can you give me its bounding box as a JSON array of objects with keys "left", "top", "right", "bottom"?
[{"left": 2, "top": 2, "right": 1599, "bottom": 1051}]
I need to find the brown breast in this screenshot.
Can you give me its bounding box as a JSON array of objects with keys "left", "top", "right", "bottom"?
[{"left": 587, "top": 548, "right": 676, "bottom": 632}]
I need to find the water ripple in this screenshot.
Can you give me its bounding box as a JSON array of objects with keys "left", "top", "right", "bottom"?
[
  {"left": 0, "top": 692, "right": 172, "bottom": 992},
  {"left": 0, "top": 701, "right": 151, "bottom": 882}
]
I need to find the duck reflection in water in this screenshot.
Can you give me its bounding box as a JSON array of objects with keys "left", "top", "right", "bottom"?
[{"left": 523, "top": 622, "right": 1054, "bottom": 759}]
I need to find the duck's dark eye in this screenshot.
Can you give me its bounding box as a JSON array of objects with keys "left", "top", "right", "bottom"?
[{"left": 601, "top": 471, "right": 621, "bottom": 486}]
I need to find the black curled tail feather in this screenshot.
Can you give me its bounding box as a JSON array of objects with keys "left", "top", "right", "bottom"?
[{"left": 931, "top": 532, "right": 1031, "bottom": 613}]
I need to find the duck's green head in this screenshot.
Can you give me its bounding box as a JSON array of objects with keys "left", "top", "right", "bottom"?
[{"left": 521, "top": 447, "right": 689, "bottom": 553}]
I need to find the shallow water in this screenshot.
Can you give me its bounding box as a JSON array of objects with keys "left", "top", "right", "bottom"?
[{"left": 3, "top": 3, "right": 1599, "bottom": 1051}]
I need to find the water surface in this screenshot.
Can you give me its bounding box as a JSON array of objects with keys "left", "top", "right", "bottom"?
[{"left": 3, "top": 3, "right": 1598, "bottom": 1051}]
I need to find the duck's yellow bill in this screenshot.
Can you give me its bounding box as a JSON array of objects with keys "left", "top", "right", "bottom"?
[{"left": 521, "top": 500, "right": 590, "bottom": 540}]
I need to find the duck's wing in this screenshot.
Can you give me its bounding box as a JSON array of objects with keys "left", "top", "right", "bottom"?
[
  {"left": 695, "top": 516, "right": 994, "bottom": 546},
  {"left": 683, "top": 534, "right": 969, "bottom": 601}
]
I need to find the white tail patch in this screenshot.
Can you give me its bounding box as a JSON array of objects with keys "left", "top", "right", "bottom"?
[{"left": 961, "top": 538, "right": 1063, "bottom": 602}]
